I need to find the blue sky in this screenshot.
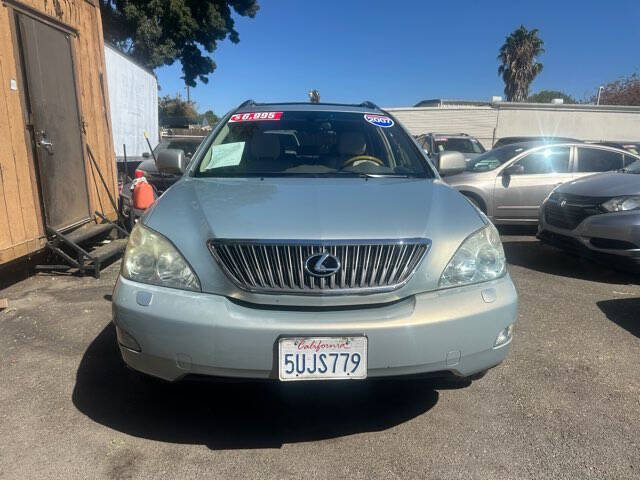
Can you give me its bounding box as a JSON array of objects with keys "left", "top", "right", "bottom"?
[{"left": 155, "top": 0, "right": 640, "bottom": 115}]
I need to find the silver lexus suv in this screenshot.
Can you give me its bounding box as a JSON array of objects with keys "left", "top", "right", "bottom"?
[{"left": 112, "top": 101, "right": 518, "bottom": 383}]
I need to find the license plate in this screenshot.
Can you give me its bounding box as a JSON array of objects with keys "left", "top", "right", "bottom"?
[{"left": 278, "top": 336, "right": 367, "bottom": 381}]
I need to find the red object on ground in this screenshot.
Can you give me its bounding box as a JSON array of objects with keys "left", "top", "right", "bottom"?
[{"left": 132, "top": 179, "right": 155, "bottom": 210}]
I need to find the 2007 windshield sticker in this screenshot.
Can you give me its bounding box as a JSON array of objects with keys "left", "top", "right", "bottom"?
[
  {"left": 229, "top": 112, "right": 283, "bottom": 122},
  {"left": 364, "top": 113, "right": 394, "bottom": 128}
]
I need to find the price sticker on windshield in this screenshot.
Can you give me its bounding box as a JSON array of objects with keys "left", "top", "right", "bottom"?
[{"left": 229, "top": 112, "right": 283, "bottom": 122}]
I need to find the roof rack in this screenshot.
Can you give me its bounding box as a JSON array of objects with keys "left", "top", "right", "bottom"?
[
  {"left": 236, "top": 99, "right": 256, "bottom": 109},
  {"left": 233, "top": 100, "right": 383, "bottom": 110},
  {"left": 359, "top": 100, "right": 380, "bottom": 110}
]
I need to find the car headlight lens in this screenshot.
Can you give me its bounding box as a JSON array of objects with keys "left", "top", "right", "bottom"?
[
  {"left": 439, "top": 223, "right": 506, "bottom": 288},
  {"left": 122, "top": 224, "right": 200, "bottom": 291},
  {"left": 601, "top": 196, "right": 640, "bottom": 212}
]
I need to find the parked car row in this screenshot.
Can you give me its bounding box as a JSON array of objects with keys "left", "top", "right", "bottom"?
[{"left": 429, "top": 138, "right": 640, "bottom": 273}]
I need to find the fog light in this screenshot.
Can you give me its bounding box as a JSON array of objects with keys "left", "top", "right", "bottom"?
[
  {"left": 116, "top": 326, "right": 141, "bottom": 352},
  {"left": 494, "top": 324, "right": 514, "bottom": 348}
]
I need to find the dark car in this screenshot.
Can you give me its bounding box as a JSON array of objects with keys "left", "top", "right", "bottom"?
[
  {"left": 119, "top": 136, "right": 204, "bottom": 229},
  {"left": 538, "top": 157, "right": 640, "bottom": 273},
  {"left": 493, "top": 136, "right": 580, "bottom": 149},
  {"left": 133, "top": 137, "right": 204, "bottom": 192}
]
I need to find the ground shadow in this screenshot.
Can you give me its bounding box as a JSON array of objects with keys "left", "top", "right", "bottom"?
[
  {"left": 497, "top": 225, "right": 539, "bottom": 236},
  {"left": 72, "top": 324, "right": 450, "bottom": 450},
  {"left": 502, "top": 238, "right": 638, "bottom": 285},
  {"left": 597, "top": 298, "right": 640, "bottom": 338}
]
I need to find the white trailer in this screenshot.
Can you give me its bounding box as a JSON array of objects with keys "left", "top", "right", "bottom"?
[{"left": 104, "top": 44, "right": 158, "bottom": 177}]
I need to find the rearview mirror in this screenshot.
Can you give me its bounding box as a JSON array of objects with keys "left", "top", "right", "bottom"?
[
  {"left": 438, "top": 151, "right": 466, "bottom": 176},
  {"left": 156, "top": 148, "right": 186, "bottom": 174}
]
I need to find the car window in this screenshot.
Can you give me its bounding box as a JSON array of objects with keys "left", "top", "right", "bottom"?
[
  {"left": 465, "top": 144, "right": 528, "bottom": 172},
  {"left": 155, "top": 139, "right": 202, "bottom": 158},
  {"left": 624, "top": 154, "right": 640, "bottom": 167},
  {"left": 434, "top": 138, "right": 485, "bottom": 154},
  {"left": 577, "top": 148, "right": 624, "bottom": 172},
  {"left": 417, "top": 136, "right": 430, "bottom": 152},
  {"left": 195, "top": 111, "right": 431, "bottom": 178},
  {"left": 513, "top": 147, "right": 570, "bottom": 174}
]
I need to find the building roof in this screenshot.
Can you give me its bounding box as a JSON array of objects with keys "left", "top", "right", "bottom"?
[
  {"left": 408, "top": 98, "right": 640, "bottom": 112},
  {"left": 413, "top": 99, "right": 490, "bottom": 108}
]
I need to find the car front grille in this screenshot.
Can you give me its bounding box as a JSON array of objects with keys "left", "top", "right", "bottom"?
[
  {"left": 544, "top": 193, "right": 608, "bottom": 231},
  {"left": 208, "top": 239, "right": 430, "bottom": 295}
]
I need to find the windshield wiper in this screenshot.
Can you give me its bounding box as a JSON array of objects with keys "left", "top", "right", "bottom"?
[
  {"left": 333, "top": 172, "right": 419, "bottom": 179},
  {"left": 359, "top": 173, "right": 415, "bottom": 178}
]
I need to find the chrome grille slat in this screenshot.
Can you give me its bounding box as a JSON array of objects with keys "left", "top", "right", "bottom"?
[
  {"left": 237, "top": 246, "right": 256, "bottom": 287},
  {"left": 209, "top": 239, "right": 430, "bottom": 295}
]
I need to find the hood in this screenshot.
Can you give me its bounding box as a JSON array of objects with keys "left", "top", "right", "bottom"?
[
  {"left": 144, "top": 177, "right": 486, "bottom": 305},
  {"left": 557, "top": 171, "right": 640, "bottom": 197}
]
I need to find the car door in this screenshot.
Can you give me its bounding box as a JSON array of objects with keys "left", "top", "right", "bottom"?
[
  {"left": 493, "top": 146, "right": 572, "bottom": 222},
  {"left": 574, "top": 146, "right": 625, "bottom": 179}
]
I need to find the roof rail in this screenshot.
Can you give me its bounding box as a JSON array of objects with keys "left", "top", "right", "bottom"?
[
  {"left": 236, "top": 99, "right": 257, "bottom": 109},
  {"left": 359, "top": 100, "right": 380, "bottom": 110}
]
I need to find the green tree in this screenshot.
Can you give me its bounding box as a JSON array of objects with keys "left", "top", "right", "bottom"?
[
  {"left": 498, "top": 26, "right": 545, "bottom": 102},
  {"left": 199, "top": 110, "right": 220, "bottom": 127},
  {"left": 158, "top": 95, "right": 199, "bottom": 127},
  {"left": 527, "top": 90, "right": 576, "bottom": 104},
  {"left": 100, "top": 0, "right": 259, "bottom": 87}
]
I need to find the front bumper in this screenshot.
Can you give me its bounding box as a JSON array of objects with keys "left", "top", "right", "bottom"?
[
  {"left": 538, "top": 208, "right": 640, "bottom": 273},
  {"left": 112, "top": 275, "right": 518, "bottom": 382}
]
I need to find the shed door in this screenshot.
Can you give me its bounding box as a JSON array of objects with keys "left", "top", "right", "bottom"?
[{"left": 17, "top": 13, "right": 90, "bottom": 231}]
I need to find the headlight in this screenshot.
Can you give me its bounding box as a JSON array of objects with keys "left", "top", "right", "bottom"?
[
  {"left": 601, "top": 196, "right": 640, "bottom": 212},
  {"left": 439, "top": 223, "right": 506, "bottom": 288},
  {"left": 122, "top": 224, "right": 200, "bottom": 291}
]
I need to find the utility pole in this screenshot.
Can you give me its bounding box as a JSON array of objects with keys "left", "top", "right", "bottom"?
[
  {"left": 596, "top": 86, "right": 604, "bottom": 105},
  {"left": 186, "top": 84, "right": 191, "bottom": 103}
]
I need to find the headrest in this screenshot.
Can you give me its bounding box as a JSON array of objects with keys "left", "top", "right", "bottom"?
[
  {"left": 250, "top": 133, "right": 280, "bottom": 159},
  {"left": 339, "top": 132, "right": 367, "bottom": 156}
]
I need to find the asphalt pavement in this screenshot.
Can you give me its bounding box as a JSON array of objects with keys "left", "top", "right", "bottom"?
[{"left": 0, "top": 229, "right": 639, "bottom": 478}]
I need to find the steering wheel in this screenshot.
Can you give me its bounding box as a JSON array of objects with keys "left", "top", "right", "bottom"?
[{"left": 342, "top": 155, "right": 384, "bottom": 168}]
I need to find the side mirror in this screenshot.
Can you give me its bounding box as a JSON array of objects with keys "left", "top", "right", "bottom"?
[
  {"left": 503, "top": 164, "right": 524, "bottom": 176},
  {"left": 438, "top": 151, "right": 466, "bottom": 176},
  {"left": 156, "top": 148, "right": 186, "bottom": 174},
  {"left": 142, "top": 152, "right": 151, "bottom": 159}
]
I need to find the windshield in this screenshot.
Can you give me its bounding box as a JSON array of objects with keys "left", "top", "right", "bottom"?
[
  {"left": 465, "top": 144, "right": 529, "bottom": 172},
  {"left": 434, "top": 137, "right": 485, "bottom": 154},
  {"left": 194, "top": 111, "right": 430, "bottom": 178}
]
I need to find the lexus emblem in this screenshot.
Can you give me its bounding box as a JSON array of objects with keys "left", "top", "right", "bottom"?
[{"left": 304, "top": 252, "right": 341, "bottom": 277}]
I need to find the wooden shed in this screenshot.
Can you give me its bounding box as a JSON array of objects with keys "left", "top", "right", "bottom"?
[{"left": 0, "top": 0, "right": 123, "bottom": 274}]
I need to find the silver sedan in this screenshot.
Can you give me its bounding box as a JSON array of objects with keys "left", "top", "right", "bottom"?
[{"left": 445, "top": 142, "right": 640, "bottom": 225}]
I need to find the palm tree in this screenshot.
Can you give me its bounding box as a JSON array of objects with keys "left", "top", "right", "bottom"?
[{"left": 498, "top": 26, "right": 545, "bottom": 102}]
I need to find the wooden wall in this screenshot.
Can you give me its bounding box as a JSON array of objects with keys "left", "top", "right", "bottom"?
[{"left": 0, "top": 0, "right": 117, "bottom": 265}]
